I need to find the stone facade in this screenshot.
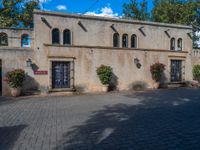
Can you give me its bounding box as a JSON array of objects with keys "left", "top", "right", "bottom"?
[
  {"left": 192, "top": 48, "right": 200, "bottom": 66},
  {"left": 0, "top": 10, "right": 196, "bottom": 96}
]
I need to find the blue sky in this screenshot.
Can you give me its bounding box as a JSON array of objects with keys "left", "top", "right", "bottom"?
[{"left": 40, "top": 0, "right": 154, "bottom": 17}]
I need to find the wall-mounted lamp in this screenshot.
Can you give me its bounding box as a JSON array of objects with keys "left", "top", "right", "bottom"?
[
  {"left": 134, "top": 58, "right": 139, "bottom": 64},
  {"left": 26, "top": 58, "right": 32, "bottom": 67},
  {"left": 134, "top": 58, "right": 142, "bottom": 69}
]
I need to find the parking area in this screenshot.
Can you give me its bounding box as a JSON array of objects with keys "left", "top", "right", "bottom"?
[{"left": 0, "top": 88, "right": 200, "bottom": 150}]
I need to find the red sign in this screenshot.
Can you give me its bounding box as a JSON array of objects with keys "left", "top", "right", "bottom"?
[{"left": 34, "top": 70, "right": 48, "bottom": 75}]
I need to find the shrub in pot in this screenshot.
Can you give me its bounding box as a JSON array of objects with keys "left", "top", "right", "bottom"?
[
  {"left": 150, "top": 62, "right": 165, "bottom": 89},
  {"left": 4, "top": 69, "right": 25, "bottom": 97},
  {"left": 193, "top": 64, "right": 200, "bottom": 83},
  {"left": 96, "top": 65, "right": 112, "bottom": 92}
]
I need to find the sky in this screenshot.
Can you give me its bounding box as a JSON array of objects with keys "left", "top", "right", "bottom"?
[{"left": 39, "top": 0, "right": 154, "bottom": 17}]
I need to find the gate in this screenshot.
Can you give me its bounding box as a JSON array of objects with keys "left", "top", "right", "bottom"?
[
  {"left": 171, "top": 60, "right": 182, "bottom": 82},
  {"left": 52, "top": 61, "right": 70, "bottom": 89}
]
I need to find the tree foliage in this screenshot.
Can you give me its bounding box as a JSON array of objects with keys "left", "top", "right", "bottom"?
[
  {"left": 0, "top": 0, "right": 40, "bottom": 28},
  {"left": 193, "top": 64, "right": 200, "bottom": 82},
  {"left": 152, "top": 0, "right": 200, "bottom": 25},
  {"left": 123, "top": 0, "right": 149, "bottom": 20},
  {"left": 123, "top": 0, "right": 200, "bottom": 47}
]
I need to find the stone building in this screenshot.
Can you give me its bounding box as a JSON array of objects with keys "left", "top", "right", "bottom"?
[{"left": 0, "top": 10, "right": 195, "bottom": 96}]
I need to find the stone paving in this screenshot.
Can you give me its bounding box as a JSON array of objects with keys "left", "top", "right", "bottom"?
[{"left": 0, "top": 88, "right": 200, "bottom": 150}]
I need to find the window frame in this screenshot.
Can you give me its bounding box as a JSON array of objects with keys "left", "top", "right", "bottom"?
[
  {"left": 122, "top": 34, "right": 128, "bottom": 48},
  {"left": 170, "top": 37, "right": 175, "bottom": 50},
  {"left": 131, "top": 34, "right": 137, "bottom": 48},
  {"left": 63, "top": 29, "right": 71, "bottom": 45},
  {"left": 177, "top": 38, "right": 183, "bottom": 51},
  {"left": 113, "top": 33, "right": 119, "bottom": 48},
  {"left": 52, "top": 28, "right": 60, "bottom": 45},
  {"left": 21, "top": 34, "right": 31, "bottom": 48},
  {"left": 0, "top": 32, "right": 8, "bottom": 46}
]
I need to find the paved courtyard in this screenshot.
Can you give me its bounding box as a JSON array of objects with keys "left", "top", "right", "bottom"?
[{"left": 0, "top": 88, "right": 200, "bottom": 150}]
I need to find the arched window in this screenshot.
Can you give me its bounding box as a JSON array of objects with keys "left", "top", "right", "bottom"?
[
  {"left": 63, "top": 29, "right": 71, "bottom": 45},
  {"left": 177, "top": 38, "right": 182, "bottom": 51},
  {"left": 0, "top": 32, "right": 8, "bottom": 46},
  {"left": 122, "top": 34, "right": 128, "bottom": 48},
  {"left": 131, "top": 34, "right": 137, "bottom": 48},
  {"left": 170, "top": 38, "right": 175, "bottom": 50},
  {"left": 52, "top": 28, "right": 60, "bottom": 44},
  {"left": 21, "top": 34, "right": 30, "bottom": 47},
  {"left": 113, "top": 33, "right": 119, "bottom": 47}
]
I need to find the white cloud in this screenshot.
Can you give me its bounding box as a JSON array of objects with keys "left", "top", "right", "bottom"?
[
  {"left": 39, "top": 0, "right": 50, "bottom": 3},
  {"left": 85, "top": 6, "right": 118, "bottom": 18},
  {"left": 56, "top": 5, "right": 67, "bottom": 10}
]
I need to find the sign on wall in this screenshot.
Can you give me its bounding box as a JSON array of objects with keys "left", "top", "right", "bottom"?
[{"left": 34, "top": 70, "right": 48, "bottom": 75}]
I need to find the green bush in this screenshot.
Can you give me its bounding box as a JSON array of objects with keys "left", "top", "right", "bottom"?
[
  {"left": 96, "top": 65, "right": 112, "bottom": 85},
  {"left": 193, "top": 65, "right": 200, "bottom": 82},
  {"left": 4, "top": 69, "right": 25, "bottom": 88},
  {"left": 150, "top": 62, "right": 165, "bottom": 82}
]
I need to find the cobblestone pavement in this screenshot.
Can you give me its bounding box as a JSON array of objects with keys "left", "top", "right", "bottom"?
[{"left": 0, "top": 88, "right": 200, "bottom": 150}]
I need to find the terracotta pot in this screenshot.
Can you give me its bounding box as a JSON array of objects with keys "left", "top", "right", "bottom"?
[
  {"left": 153, "top": 82, "right": 160, "bottom": 89},
  {"left": 10, "top": 87, "right": 22, "bottom": 97},
  {"left": 102, "top": 84, "right": 109, "bottom": 92}
]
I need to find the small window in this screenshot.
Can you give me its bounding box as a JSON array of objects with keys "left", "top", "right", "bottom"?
[
  {"left": 131, "top": 34, "right": 137, "bottom": 48},
  {"left": 177, "top": 38, "right": 182, "bottom": 51},
  {"left": 122, "top": 34, "right": 128, "bottom": 48},
  {"left": 113, "top": 33, "right": 119, "bottom": 47},
  {"left": 21, "top": 34, "right": 30, "bottom": 47},
  {"left": 0, "top": 32, "right": 8, "bottom": 46},
  {"left": 170, "top": 38, "right": 175, "bottom": 50},
  {"left": 63, "top": 29, "right": 71, "bottom": 45},
  {"left": 52, "top": 28, "right": 60, "bottom": 44}
]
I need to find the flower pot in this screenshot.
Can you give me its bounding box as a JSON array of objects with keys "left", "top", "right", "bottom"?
[
  {"left": 102, "top": 84, "right": 109, "bottom": 92},
  {"left": 10, "top": 87, "right": 22, "bottom": 97},
  {"left": 153, "top": 82, "right": 160, "bottom": 89}
]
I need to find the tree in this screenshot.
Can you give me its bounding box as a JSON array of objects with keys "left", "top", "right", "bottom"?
[
  {"left": 152, "top": 0, "right": 200, "bottom": 25},
  {"left": 0, "top": 0, "right": 22, "bottom": 27},
  {"left": 123, "top": 0, "right": 149, "bottom": 20},
  {"left": 0, "top": 0, "right": 40, "bottom": 28},
  {"left": 20, "top": 0, "right": 40, "bottom": 28},
  {"left": 152, "top": 0, "right": 200, "bottom": 47}
]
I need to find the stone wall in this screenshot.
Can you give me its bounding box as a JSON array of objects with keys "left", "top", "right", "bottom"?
[
  {"left": 192, "top": 49, "right": 200, "bottom": 66},
  {"left": 0, "top": 28, "right": 34, "bottom": 48},
  {"left": 31, "top": 10, "right": 193, "bottom": 93},
  {"left": 0, "top": 28, "right": 35, "bottom": 96},
  {"left": 0, "top": 48, "right": 36, "bottom": 96},
  {"left": 43, "top": 45, "right": 192, "bottom": 92},
  {"left": 0, "top": 10, "right": 194, "bottom": 95}
]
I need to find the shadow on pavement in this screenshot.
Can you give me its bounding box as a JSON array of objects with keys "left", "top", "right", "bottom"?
[
  {"left": 55, "top": 88, "right": 200, "bottom": 150},
  {"left": 0, "top": 125, "right": 27, "bottom": 150}
]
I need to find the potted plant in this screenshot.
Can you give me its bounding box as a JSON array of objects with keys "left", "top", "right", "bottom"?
[
  {"left": 150, "top": 62, "right": 165, "bottom": 89},
  {"left": 96, "top": 65, "right": 112, "bottom": 92},
  {"left": 4, "top": 69, "right": 25, "bottom": 97}
]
